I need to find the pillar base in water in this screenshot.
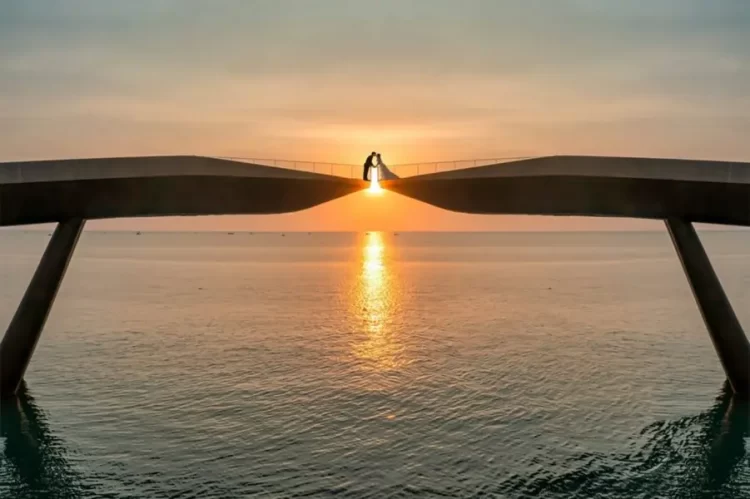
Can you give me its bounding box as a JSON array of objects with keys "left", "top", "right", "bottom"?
[
  {"left": 0, "top": 219, "right": 85, "bottom": 398},
  {"left": 666, "top": 218, "right": 750, "bottom": 397}
]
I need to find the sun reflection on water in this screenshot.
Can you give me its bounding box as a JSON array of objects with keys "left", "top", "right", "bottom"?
[{"left": 350, "top": 232, "right": 406, "bottom": 371}]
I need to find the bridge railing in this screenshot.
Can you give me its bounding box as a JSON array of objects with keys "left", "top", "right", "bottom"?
[
  {"left": 214, "top": 156, "right": 534, "bottom": 179},
  {"left": 387, "top": 157, "right": 533, "bottom": 178},
  {"left": 215, "top": 157, "right": 362, "bottom": 178}
]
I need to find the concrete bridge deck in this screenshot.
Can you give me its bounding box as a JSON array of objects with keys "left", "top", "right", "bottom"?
[
  {"left": 1, "top": 154, "right": 749, "bottom": 398},
  {"left": 383, "top": 155, "right": 750, "bottom": 226},
  {"left": 0, "top": 155, "right": 366, "bottom": 227}
]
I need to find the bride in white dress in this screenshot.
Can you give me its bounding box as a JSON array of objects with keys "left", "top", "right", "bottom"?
[{"left": 374, "top": 153, "right": 398, "bottom": 180}]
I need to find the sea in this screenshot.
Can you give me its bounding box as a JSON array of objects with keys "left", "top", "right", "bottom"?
[{"left": 0, "top": 230, "right": 748, "bottom": 499}]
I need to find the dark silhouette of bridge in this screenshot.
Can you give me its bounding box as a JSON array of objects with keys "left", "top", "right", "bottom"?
[{"left": 1, "top": 155, "right": 748, "bottom": 398}]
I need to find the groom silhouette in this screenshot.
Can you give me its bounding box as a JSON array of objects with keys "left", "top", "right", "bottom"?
[{"left": 362, "top": 152, "right": 376, "bottom": 181}]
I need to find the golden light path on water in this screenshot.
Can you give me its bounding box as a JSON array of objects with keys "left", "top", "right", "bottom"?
[{"left": 350, "top": 231, "right": 407, "bottom": 372}]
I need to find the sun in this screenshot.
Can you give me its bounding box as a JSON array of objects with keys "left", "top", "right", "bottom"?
[{"left": 368, "top": 166, "right": 383, "bottom": 195}]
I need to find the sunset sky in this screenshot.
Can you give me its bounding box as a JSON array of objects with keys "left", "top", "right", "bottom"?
[{"left": 2, "top": 1, "right": 749, "bottom": 231}]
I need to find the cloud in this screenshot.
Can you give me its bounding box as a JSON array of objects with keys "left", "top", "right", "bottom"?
[{"left": 1, "top": 0, "right": 748, "bottom": 163}]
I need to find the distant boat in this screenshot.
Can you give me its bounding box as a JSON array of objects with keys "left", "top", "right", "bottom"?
[
  {"left": 281, "top": 233, "right": 286, "bottom": 237},
  {"left": 136, "top": 231, "right": 141, "bottom": 235},
  {"left": 228, "top": 232, "right": 235, "bottom": 235}
]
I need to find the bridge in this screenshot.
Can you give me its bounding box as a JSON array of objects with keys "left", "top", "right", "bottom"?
[{"left": 1, "top": 155, "right": 748, "bottom": 398}]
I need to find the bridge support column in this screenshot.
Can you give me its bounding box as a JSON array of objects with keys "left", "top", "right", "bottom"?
[
  {"left": 0, "top": 219, "right": 85, "bottom": 398},
  {"left": 665, "top": 218, "right": 750, "bottom": 397}
]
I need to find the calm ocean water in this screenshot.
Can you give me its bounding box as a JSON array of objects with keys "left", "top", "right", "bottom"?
[{"left": 0, "top": 230, "right": 748, "bottom": 498}]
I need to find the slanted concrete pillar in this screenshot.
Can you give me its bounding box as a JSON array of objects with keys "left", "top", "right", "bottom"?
[
  {"left": 666, "top": 218, "right": 750, "bottom": 397},
  {"left": 0, "top": 219, "right": 85, "bottom": 398}
]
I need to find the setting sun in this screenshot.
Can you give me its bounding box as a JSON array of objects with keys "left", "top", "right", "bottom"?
[{"left": 368, "top": 167, "right": 383, "bottom": 195}]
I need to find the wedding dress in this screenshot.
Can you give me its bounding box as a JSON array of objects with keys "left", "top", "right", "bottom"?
[{"left": 375, "top": 157, "right": 399, "bottom": 180}]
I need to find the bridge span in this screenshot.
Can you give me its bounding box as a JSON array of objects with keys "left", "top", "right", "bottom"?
[
  {"left": 1, "top": 155, "right": 748, "bottom": 398},
  {"left": 0, "top": 155, "right": 365, "bottom": 226}
]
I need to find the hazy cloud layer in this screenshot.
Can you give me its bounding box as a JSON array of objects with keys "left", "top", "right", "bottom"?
[{"left": 1, "top": 1, "right": 748, "bottom": 229}]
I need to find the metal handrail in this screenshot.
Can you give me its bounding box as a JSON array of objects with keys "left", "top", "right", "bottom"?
[
  {"left": 391, "top": 156, "right": 532, "bottom": 168},
  {"left": 388, "top": 156, "right": 534, "bottom": 176},
  {"left": 214, "top": 156, "right": 361, "bottom": 178},
  {"left": 212, "top": 155, "right": 536, "bottom": 179}
]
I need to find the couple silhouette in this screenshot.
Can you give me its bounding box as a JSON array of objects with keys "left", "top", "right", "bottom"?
[{"left": 362, "top": 152, "right": 398, "bottom": 181}]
